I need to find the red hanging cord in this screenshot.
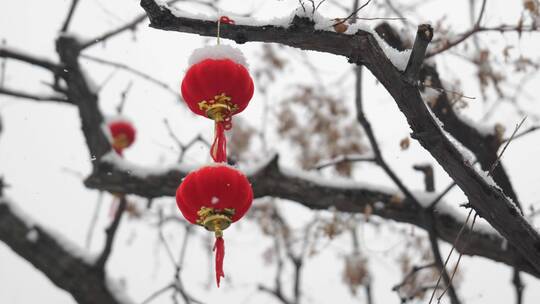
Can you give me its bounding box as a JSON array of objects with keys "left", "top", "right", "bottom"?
[
  {"left": 213, "top": 236, "right": 225, "bottom": 287},
  {"left": 210, "top": 122, "right": 227, "bottom": 163}
]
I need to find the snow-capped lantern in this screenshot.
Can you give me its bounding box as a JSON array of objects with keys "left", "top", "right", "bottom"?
[
  {"left": 108, "top": 119, "right": 136, "bottom": 155},
  {"left": 176, "top": 164, "right": 253, "bottom": 287},
  {"left": 181, "top": 44, "right": 254, "bottom": 162},
  {"left": 176, "top": 21, "right": 255, "bottom": 287}
]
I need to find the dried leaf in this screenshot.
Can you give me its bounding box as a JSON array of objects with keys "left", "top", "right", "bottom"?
[{"left": 400, "top": 137, "right": 410, "bottom": 150}]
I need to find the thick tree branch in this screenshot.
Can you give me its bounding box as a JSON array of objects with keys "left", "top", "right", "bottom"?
[
  {"left": 0, "top": 198, "right": 128, "bottom": 304},
  {"left": 83, "top": 155, "right": 539, "bottom": 278},
  {"left": 56, "top": 36, "right": 111, "bottom": 160},
  {"left": 137, "top": 2, "right": 540, "bottom": 273},
  {"left": 364, "top": 25, "right": 540, "bottom": 272}
]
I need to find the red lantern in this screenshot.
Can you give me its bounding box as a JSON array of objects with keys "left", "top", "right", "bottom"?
[
  {"left": 181, "top": 45, "right": 254, "bottom": 162},
  {"left": 219, "top": 16, "right": 235, "bottom": 25},
  {"left": 108, "top": 119, "right": 136, "bottom": 155},
  {"left": 176, "top": 164, "right": 253, "bottom": 287}
]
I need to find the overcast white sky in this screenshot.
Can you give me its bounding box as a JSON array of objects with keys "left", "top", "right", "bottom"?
[{"left": 1, "top": 0, "right": 540, "bottom": 303}]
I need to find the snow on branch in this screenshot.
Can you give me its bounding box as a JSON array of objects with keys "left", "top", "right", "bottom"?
[
  {"left": 83, "top": 153, "right": 539, "bottom": 278},
  {"left": 139, "top": 0, "right": 411, "bottom": 70}
]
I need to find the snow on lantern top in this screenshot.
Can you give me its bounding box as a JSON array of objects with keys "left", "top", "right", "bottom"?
[
  {"left": 181, "top": 45, "right": 254, "bottom": 121},
  {"left": 188, "top": 44, "right": 248, "bottom": 68}
]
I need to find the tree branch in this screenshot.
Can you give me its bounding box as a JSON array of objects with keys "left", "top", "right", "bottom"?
[
  {"left": 81, "top": 54, "right": 178, "bottom": 97},
  {"left": 56, "top": 36, "right": 112, "bottom": 160},
  {"left": 0, "top": 86, "right": 70, "bottom": 103},
  {"left": 95, "top": 195, "right": 127, "bottom": 270},
  {"left": 354, "top": 65, "right": 419, "bottom": 207},
  {"left": 0, "top": 46, "right": 63, "bottom": 73},
  {"left": 404, "top": 24, "right": 432, "bottom": 81},
  {"left": 0, "top": 198, "right": 128, "bottom": 304},
  {"left": 363, "top": 24, "right": 540, "bottom": 273},
  {"left": 84, "top": 154, "right": 539, "bottom": 278},
  {"left": 133, "top": 0, "right": 540, "bottom": 275},
  {"left": 60, "top": 0, "right": 81, "bottom": 33}
]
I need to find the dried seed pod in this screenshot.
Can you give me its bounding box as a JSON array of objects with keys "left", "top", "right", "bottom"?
[{"left": 333, "top": 19, "right": 349, "bottom": 33}]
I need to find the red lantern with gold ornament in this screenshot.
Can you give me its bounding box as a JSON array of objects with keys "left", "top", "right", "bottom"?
[
  {"left": 176, "top": 38, "right": 255, "bottom": 287},
  {"left": 181, "top": 44, "right": 254, "bottom": 163},
  {"left": 176, "top": 164, "right": 253, "bottom": 287},
  {"left": 108, "top": 119, "right": 136, "bottom": 155}
]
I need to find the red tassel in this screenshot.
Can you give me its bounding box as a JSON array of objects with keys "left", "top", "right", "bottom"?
[
  {"left": 213, "top": 236, "right": 225, "bottom": 287},
  {"left": 210, "top": 122, "right": 227, "bottom": 163}
]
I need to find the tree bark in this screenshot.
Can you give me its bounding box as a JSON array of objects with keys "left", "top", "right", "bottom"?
[{"left": 0, "top": 199, "right": 127, "bottom": 304}]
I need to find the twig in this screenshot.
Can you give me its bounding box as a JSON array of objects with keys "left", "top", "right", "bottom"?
[
  {"left": 354, "top": 65, "right": 419, "bottom": 207},
  {"left": 96, "top": 69, "right": 119, "bottom": 92},
  {"left": 259, "top": 285, "right": 293, "bottom": 304},
  {"left": 298, "top": 0, "right": 307, "bottom": 13},
  {"left": 315, "top": 0, "right": 328, "bottom": 11},
  {"left": 85, "top": 191, "right": 104, "bottom": 250},
  {"left": 60, "top": 0, "right": 81, "bottom": 33},
  {"left": 503, "top": 125, "right": 539, "bottom": 142},
  {"left": 116, "top": 81, "right": 133, "bottom": 114},
  {"left": 428, "top": 231, "right": 461, "bottom": 304},
  {"left": 80, "top": 0, "right": 182, "bottom": 49},
  {"left": 95, "top": 195, "right": 127, "bottom": 270},
  {"left": 437, "top": 213, "right": 478, "bottom": 302},
  {"left": 427, "top": 0, "right": 493, "bottom": 58},
  {"left": 164, "top": 118, "right": 211, "bottom": 162},
  {"left": 428, "top": 209, "right": 473, "bottom": 304},
  {"left": 81, "top": 54, "right": 178, "bottom": 97},
  {"left": 312, "top": 154, "right": 376, "bottom": 170},
  {"left": 383, "top": 0, "right": 408, "bottom": 28},
  {"left": 0, "top": 87, "right": 69, "bottom": 103},
  {"left": 422, "top": 83, "right": 476, "bottom": 100},
  {"left": 474, "top": 0, "right": 488, "bottom": 29},
  {"left": 141, "top": 284, "right": 174, "bottom": 304},
  {"left": 333, "top": 0, "right": 372, "bottom": 26},
  {"left": 156, "top": 213, "right": 201, "bottom": 304},
  {"left": 428, "top": 182, "right": 457, "bottom": 209},
  {"left": 353, "top": 16, "right": 406, "bottom": 21},
  {"left": 513, "top": 269, "right": 524, "bottom": 304},
  {"left": 176, "top": 225, "right": 191, "bottom": 274},
  {"left": 392, "top": 263, "right": 436, "bottom": 291},
  {"left": 0, "top": 39, "right": 5, "bottom": 88},
  {"left": 488, "top": 116, "right": 527, "bottom": 176}
]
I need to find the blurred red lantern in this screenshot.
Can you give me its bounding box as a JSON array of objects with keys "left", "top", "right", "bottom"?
[
  {"left": 108, "top": 119, "right": 136, "bottom": 155},
  {"left": 176, "top": 164, "right": 253, "bottom": 287},
  {"left": 181, "top": 47, "right": 254, "bottom": 162},
  {"left": 219, "top": 16, "right": 235, "bottom": 25}
]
